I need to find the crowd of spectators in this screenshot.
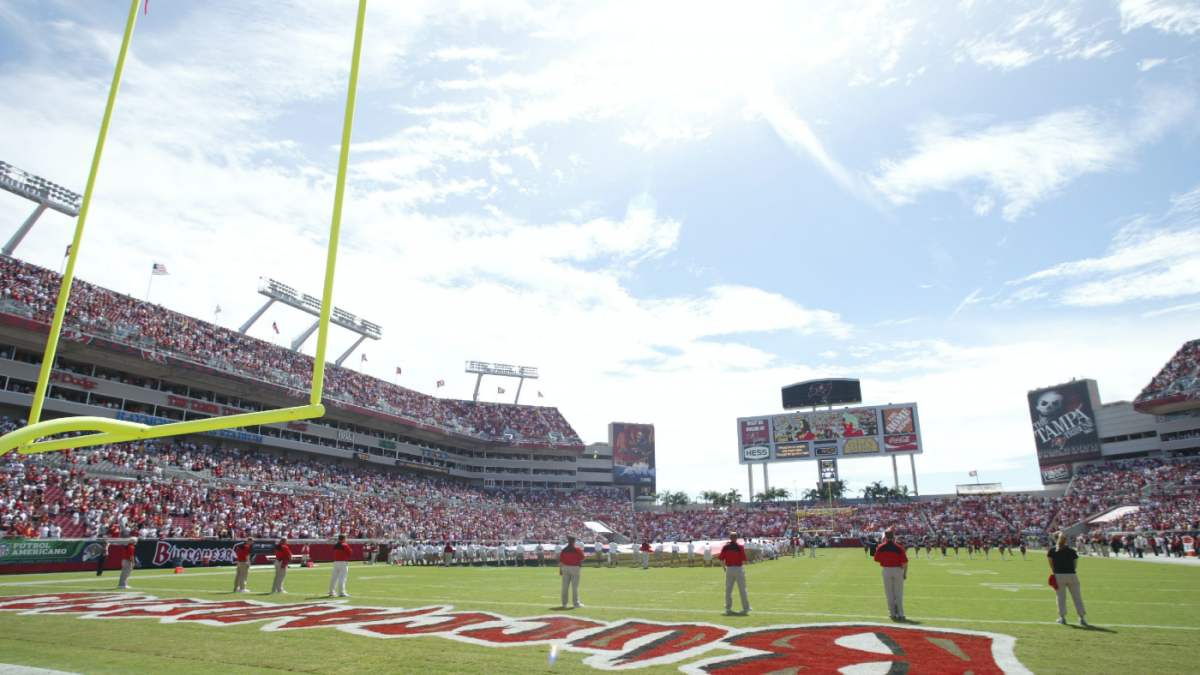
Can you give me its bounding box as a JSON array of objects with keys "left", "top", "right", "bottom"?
[
  {"left": 1136, "top": 339, "right": 1200, "bottom": 403},
  {"left": 0, "top": 257, "right": 580, "bottom": 446},
  {"left": 3, "top": 443, "right": 635, "bottom": 542}
]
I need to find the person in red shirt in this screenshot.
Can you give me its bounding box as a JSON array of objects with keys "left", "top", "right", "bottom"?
[
  {"left": 328, "top": 534, "right": 351, "bottom": 598},
  {"left": 558, "top": 536, "right": 585, "bottom": 609},
  {"left": 233, "top": 536, "right": 254, "bottom": 593},
  {"left": 117, "top": 537, "right": 137, "bottom": 589},
  {"left": 718, "top": 531, "right": 750, "bottom": 615},
  {"left": 443, "top": 542, "right": 455, "bottom": 567},
  {"left": 272, "top": 537, "right": 292, "bottom": 594},
  {"left": 873, "top": 530, "right": 908, "bottom": 620},
  {"left": 638, "top": 539, "right": 651, "bottom": 569}
]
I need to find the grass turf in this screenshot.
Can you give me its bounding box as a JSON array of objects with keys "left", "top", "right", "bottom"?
[{"left": 0, "top": 548, "right": 1196, "bottom": 674}]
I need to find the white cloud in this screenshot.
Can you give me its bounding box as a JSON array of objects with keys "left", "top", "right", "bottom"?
[
  {"left": 1008, "top": 220, "right": 1200, "bottom": 306},
  {"left": 961, "top": 39, "right": 1039, "bottom": 70},
  {"left": 956, "top": 0, "right": 1121, "bottom": 71},
  {"left": 1143, "top": 301, "right": 1200, "bottom": 317},
  {"left": 1120, "top": 0, "right": 1200, "bottom": 35},
  {"left": 950, "top": 288, "right": 985, "bottom": 318},
  {"left": 870, "top": 89, "right": 1196, "bottom": 220},
  {"left": 743, "top": 89, "right": 865, "bottom": 201},
  {"left": 1137, "top": 57, "right": 1168, "bottom": 71}
]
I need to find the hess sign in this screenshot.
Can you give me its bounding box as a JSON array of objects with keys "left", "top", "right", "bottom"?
[{"left": 742, "top": 445, "right": 770, "bottom": 462}]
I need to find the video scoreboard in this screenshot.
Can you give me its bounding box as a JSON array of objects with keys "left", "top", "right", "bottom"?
[{"left": 737, "top": 402, "right": 923, "bottom": 464}]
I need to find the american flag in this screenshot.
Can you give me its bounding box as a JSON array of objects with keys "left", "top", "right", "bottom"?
[
  {"left": 151, "top": 263, "right": 169, "bottom": 275},
  {"left": 969, "top": 470, "right": 978, "bottom": 477},
  {"left": 396, "top": 367, "right": 402, "bottom": 375},
  {"left": 537, "top": 391, "right": 543, "bottom": 398},
  {"left": 498, "top": 386, "right": 505, "bottom": 394},
  {"left": 436, "top": 380, "right": 445, "bottom": 388},
  {"left": 361, "top": 354, "right": 368, "bottom": 362},
  {"left": 272, "top": 321, "right": 280, "bottom": 334}
]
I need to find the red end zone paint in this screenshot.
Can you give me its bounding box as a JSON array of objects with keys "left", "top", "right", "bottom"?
[{"left": 0, "top": 593, "right": 1033, "bottom": 675}]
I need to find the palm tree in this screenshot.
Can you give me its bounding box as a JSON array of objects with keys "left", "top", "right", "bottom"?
[{"left": 726, "top": 488, "right": 742, "bottom": 506}]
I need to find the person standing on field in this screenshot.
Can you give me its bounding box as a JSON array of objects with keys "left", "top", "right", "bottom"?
[
  {"left": 271, "top": 537, "right": 292, "bottom": 594},
  {"left": 96, "top": 541, "right": 109, "bottom": 577},
  {"left": 719, "top": 532, "right": 751, "bottom": 614},
  {"left": 687, "top": 540, "right": 696, "bottom": 567},
  {"left": 873, "top": 530, "right": 908, "bottom": 620},
  {"left": 703, "top": 541, "right": 713, "bottom": 567},
  {"left": 233, "top": 536, "right": 253, "bottom": 593},
  {"left": 670, "top": 541, "right": 682, "bottom": 567},
  {"left": 1048, "top": 532, "right": 1088, "bottom": 626},
  {"left": 117, "top": 537, "right": 136, "bottom": 589},
  {"left": 608, "top": 541, "right": 619, "bottom": 568},
  {"left": 639, "top": 539, "right": 651, "bottom": 569},
  {"left": 558, "top": 535, "right": 585, "bottom": 609},
  {"left": 329, "top": 534, "right": 351, "bottom": 597}
]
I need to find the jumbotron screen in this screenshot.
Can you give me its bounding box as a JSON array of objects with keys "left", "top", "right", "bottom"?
[
  {"left": 610, "top": 422, "right": 655, "bottom": 498},
  {"left": 781, "top": 378, "right": 863, "bottom": 409},
  {"left": 736, "top": 402, "right": 922, "bottom": 464}
]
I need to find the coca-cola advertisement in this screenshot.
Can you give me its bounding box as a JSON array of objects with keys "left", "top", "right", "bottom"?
[{"left": 1028, "top": 380, "right": 1101, "bottom": 469}]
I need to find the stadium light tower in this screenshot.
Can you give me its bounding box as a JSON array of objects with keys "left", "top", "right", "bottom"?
[
  {"left": 465, "top": 361, "right": 539, "bottom": 404},
  {"left": 0, "top": 160, "right": 83, "bottom": 257},
  {"left": 240, "top": 277, "right": 382, "bottom": 364}
]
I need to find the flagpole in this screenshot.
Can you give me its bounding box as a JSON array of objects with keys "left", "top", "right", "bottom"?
[{"left": 145, "top": 269, "right": 154, "bottom": 302}]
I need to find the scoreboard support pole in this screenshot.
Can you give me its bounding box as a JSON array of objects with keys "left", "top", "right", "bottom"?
[
  {"left": 747, "top": 465, "right": 754, "bottom": 508},
  {"left": 763, "top": 463, "right": 770, "bottom": 494},
  {"left": 892, "top": 455, "right": 899, "bottom": 490},
  {"left": 910, "top": 454, "right": 919, "bottom": 496}
]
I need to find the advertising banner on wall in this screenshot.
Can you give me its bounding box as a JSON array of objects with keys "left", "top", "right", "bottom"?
[
  {"left": 610, "top": 422, "right": 656, "bottom": 498},
  {"left": 737, "top": 403, "right": 922, "bottom": 464},
  {"left": 1028, "top": 380, "right": 1101, "bottom": 472},
  {"left": 0, "top": 540, "right": 108, "bottom": 566}
]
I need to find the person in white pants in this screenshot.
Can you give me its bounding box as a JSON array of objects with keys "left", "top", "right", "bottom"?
[{"left": 328, "top": 534, "right": 351, "bottom": 598}]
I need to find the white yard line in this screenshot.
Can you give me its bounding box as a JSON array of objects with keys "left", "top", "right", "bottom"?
[{"left": 19, "top": 585, "right": 1194, "bottom": 632}]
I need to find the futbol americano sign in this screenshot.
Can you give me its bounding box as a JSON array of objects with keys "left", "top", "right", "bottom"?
[{"left": 0, "top": 593, "right": 1032, "bottom": 674}]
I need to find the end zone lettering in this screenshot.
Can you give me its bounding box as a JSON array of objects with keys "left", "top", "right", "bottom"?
[{"left": 0, "top": 593, "right": 1033, "bottom": 675}]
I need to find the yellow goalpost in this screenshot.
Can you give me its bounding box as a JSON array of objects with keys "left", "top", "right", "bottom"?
[{"left": 0, "top": 0, "right": 371, "bottom": 456}]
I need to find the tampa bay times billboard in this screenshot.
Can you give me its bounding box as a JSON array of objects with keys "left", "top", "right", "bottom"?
[
  {"left": 610, "top": 422, "right": 656, "bottom": 499},
  {"left": 1028, "top": 380, "right": 1101, "bottom": 480},
  {"left": 737, "top": 403, "right": 922, "bottom": 464}
]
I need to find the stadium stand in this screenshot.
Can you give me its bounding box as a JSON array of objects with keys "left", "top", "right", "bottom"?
[
  {"left": 1134, "top": 338, "right": 1200, "bottom": 411},
  {"left": 0, "top": 257, "right": 581, "bottom": 446}
]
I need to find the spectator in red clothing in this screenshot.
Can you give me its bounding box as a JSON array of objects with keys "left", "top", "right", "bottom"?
[
  {"left": 718, "top": 531, "right": 750, "bottom": 615},
  {"left": 272, "top": 537, "right": 291, "bottom": 594},
  {"left": 558, "top": 535, "right": 585, "bottom": 609}
]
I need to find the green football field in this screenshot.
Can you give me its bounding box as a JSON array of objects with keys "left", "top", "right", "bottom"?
[{"left": 0, "top": 548, "right": 1196, "bottom": 675}]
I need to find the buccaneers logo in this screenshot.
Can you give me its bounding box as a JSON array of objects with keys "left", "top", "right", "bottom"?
[{"left": 808, "top": 382, "right": 833, "bottom": 404}]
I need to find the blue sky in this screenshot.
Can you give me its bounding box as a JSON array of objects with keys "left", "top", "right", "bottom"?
[{"left": 1, "top": 0, "right": 1199, "bottom": 497}]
